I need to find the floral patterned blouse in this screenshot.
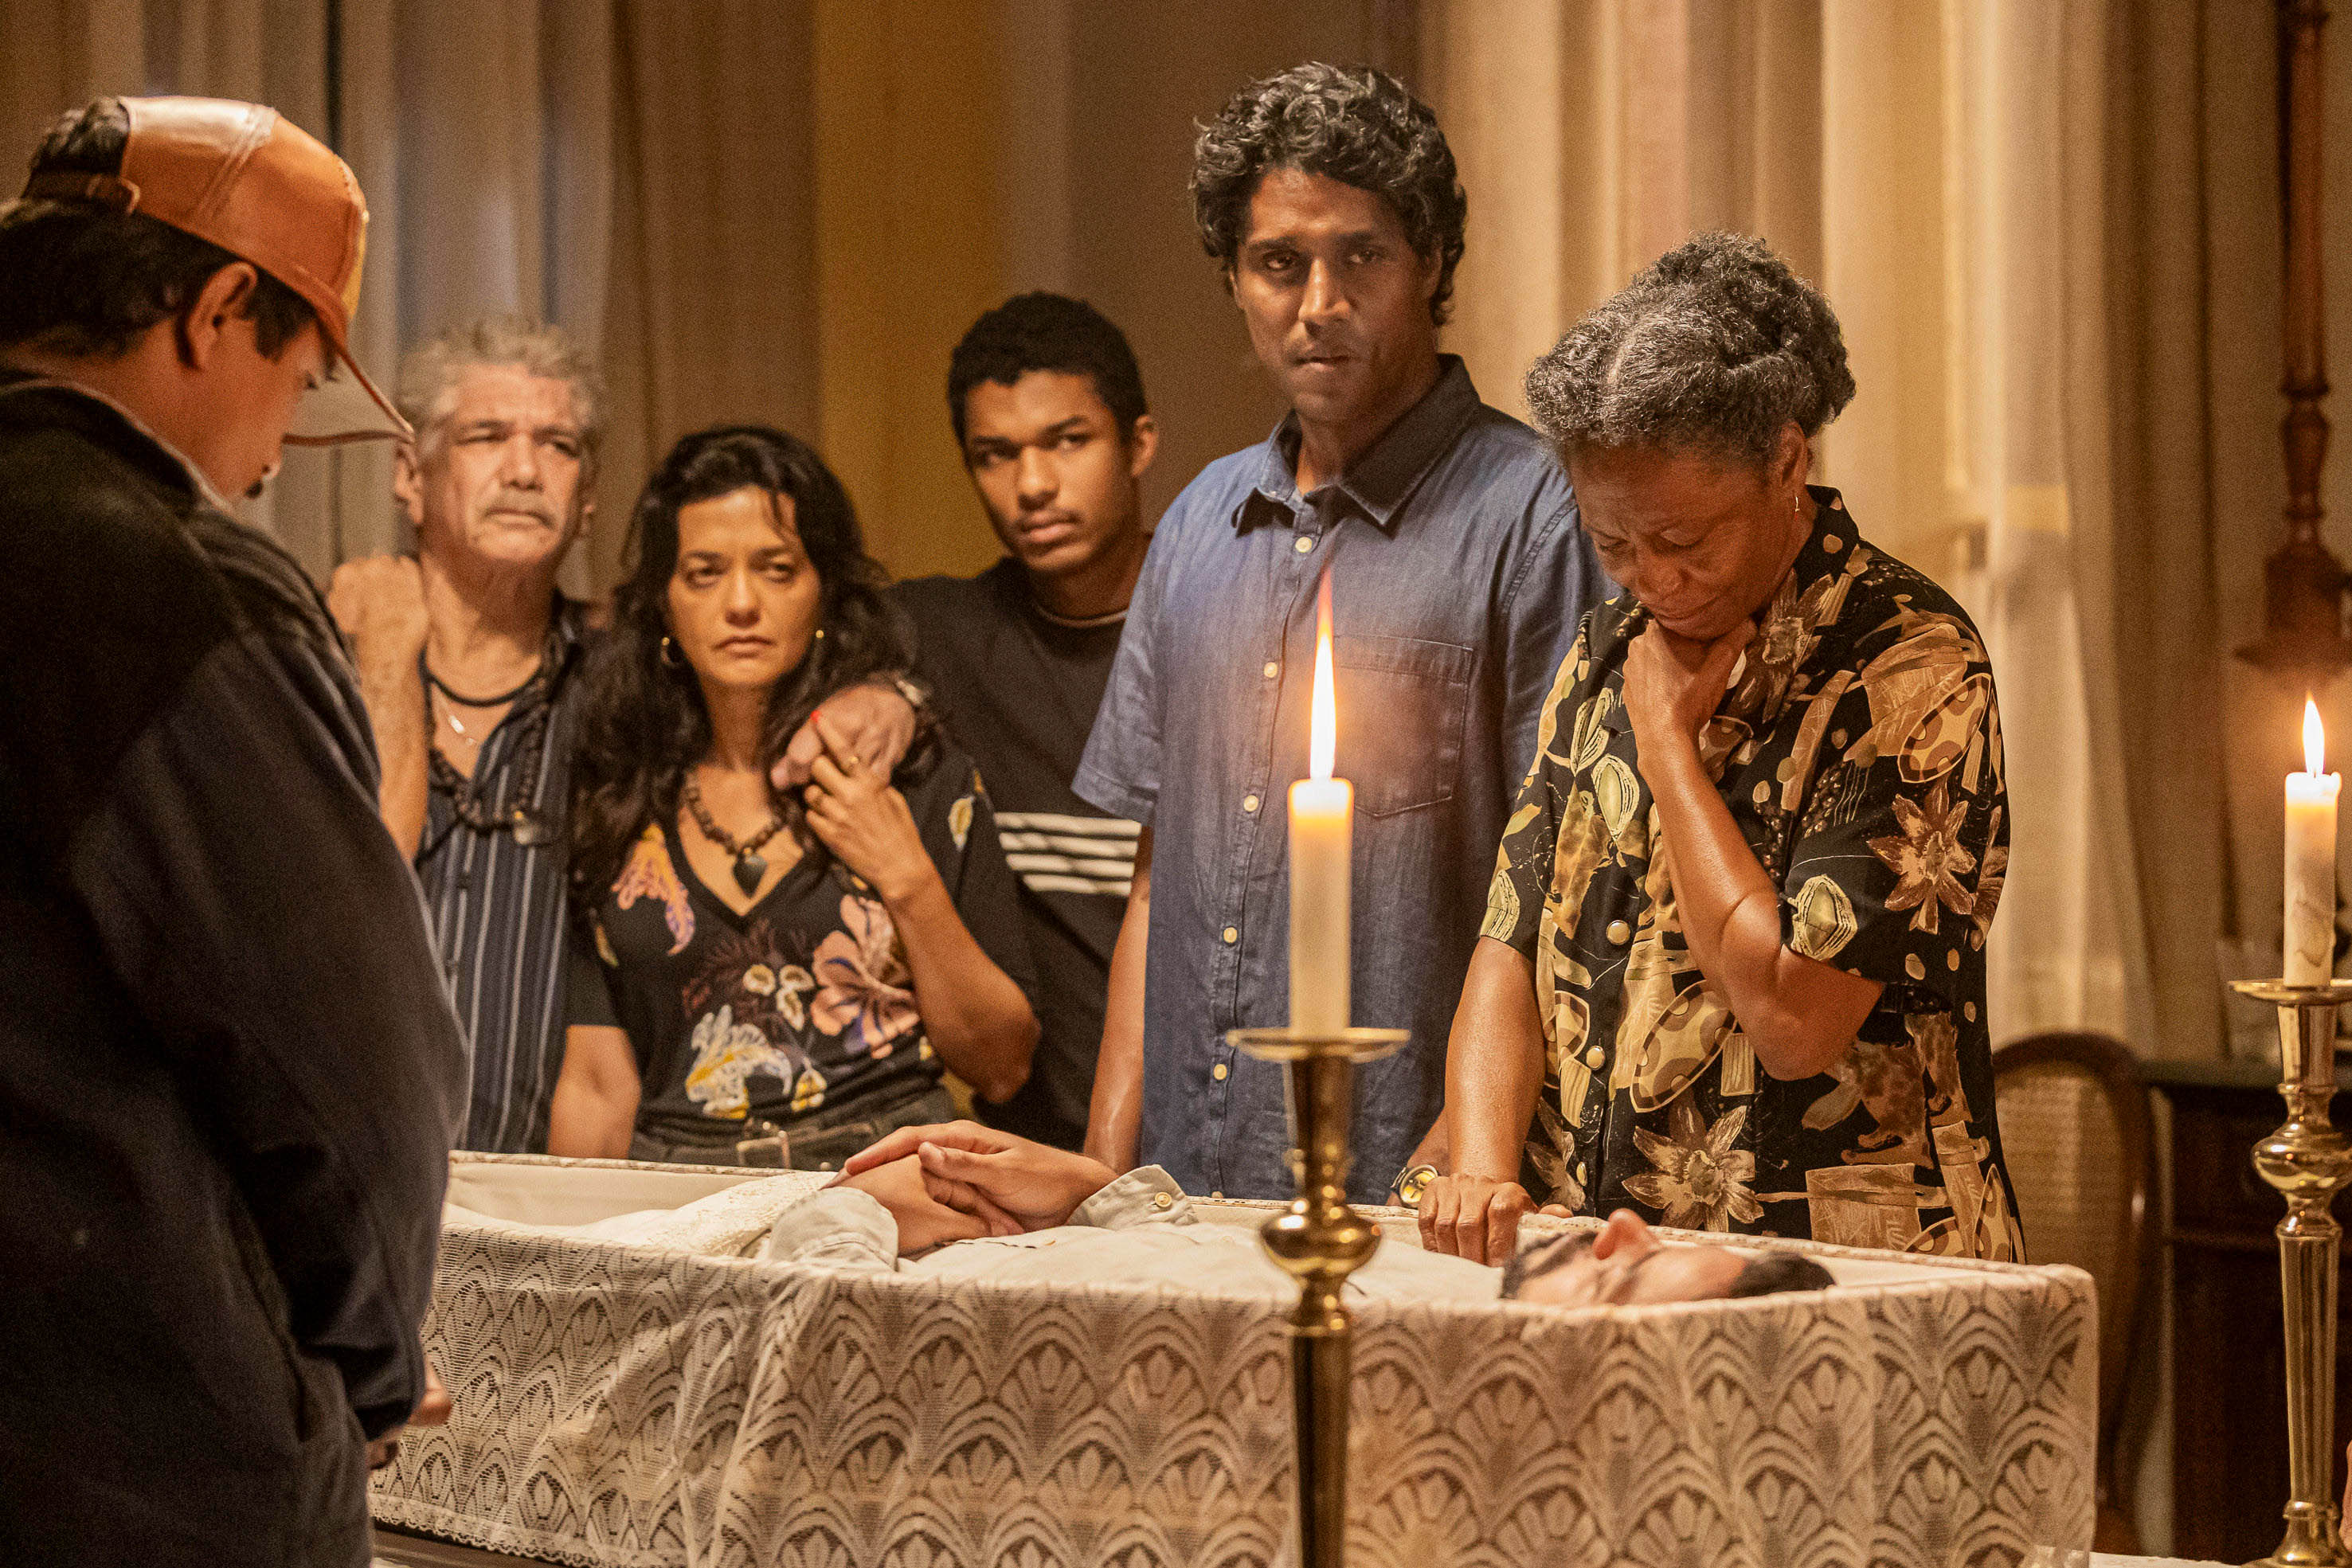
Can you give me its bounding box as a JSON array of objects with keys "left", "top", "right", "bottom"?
[
  {"left": 1481, "top": 488, "right": 2021, "bottom": 1259},
  {"left": 570, "top": 745, "right": 1035, "bottom": 1144}
]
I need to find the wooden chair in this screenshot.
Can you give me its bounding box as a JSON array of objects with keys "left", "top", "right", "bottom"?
[{"left": 1990, "top": 1030, "right": 2158, "bottom": 1555}]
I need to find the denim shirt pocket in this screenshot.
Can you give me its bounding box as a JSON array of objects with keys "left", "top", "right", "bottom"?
[{"left": 1332, "top": 633, "right": 1476, "bottom": 817}]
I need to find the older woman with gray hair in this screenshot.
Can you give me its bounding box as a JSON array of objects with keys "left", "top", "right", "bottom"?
[{"left": 1419, "top": 234, "right": 2019, "bottom": 1265}]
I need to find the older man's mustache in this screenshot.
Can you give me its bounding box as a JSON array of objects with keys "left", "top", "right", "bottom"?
[{"left": 481, "top": 488, "right": 558, "bottom": 526}]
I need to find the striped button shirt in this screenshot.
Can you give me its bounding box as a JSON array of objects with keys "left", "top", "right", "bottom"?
[{"left": 416, "top": 601, "right": 589, "bottom": 1152}]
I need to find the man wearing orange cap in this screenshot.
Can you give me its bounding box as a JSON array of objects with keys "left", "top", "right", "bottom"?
[{"left": 0, "top": 97, "right": 463, "bottom": 1566}]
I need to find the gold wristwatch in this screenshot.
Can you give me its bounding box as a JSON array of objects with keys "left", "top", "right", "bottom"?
[{"left": 1392, "top": 1163, "right": 1439, "bottom": 1206}]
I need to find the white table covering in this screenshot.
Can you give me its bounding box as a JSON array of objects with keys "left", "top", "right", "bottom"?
[{"left": 375, "top": 1152, "right": 2100, "bottom": 1568}]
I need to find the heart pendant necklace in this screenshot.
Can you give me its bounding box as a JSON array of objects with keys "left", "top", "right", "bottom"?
[{"left": 682, "top": 774, "right": 787, "bottom": 897}]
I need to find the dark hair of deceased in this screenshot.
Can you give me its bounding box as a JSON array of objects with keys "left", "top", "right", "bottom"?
[
  {"left": 1191, "top": 61, "right": 1466, "bottom": 326},
  {"left": 0, "top": 98, "right": 316, "bottom": 359},
  {"left": 567, "top": 425, "right": 922, "bottom": 926},
  {"left": 947, "top": 291, "right": 1149, "bottom": 448},
  {"left": 1724, "top": 1251, "right": 1836, "bottom": 1299},
  {"left": 1524, "top": 232, "right": 1855, "bottom": 467}
]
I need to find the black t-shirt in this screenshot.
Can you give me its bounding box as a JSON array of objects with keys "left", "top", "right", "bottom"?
[
  {"left": 891, "top": 559, "right": 1138, "bottom": 1148},
  {"left": 570, "top": 743, "right": 1036, "bottom": 1142}
]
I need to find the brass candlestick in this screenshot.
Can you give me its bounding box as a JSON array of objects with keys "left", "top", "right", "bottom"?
[
  {"left": 1228, "top": 1025, "right": 1408, "bottom": 1568},
  {"left": 2232, "top": 979, "right": 2352, "bottom": 1566}
]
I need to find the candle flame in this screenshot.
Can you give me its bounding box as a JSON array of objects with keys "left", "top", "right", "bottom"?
[
  {"left": 2308, "top": 697, "right": 2328, "bottom": 776},
  {"left": 1310, "top": 573, "right": 1336, "bottom": 781}
]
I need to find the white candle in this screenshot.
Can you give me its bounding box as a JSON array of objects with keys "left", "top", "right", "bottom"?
[
  {"left": 2286, "top": 697, "right": 2339, "bottom": 985},
  {"left": 1290, "top": 575, "right": 1352, "bottom": 1035}
]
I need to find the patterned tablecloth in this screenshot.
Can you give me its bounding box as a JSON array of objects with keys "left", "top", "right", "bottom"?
[{"left": 374, "top": 1153, "right": 2099, "bottom": 1568}]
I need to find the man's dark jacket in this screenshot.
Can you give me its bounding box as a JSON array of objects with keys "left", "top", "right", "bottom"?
[{"left": 0, "top": 374, "right": 467, "bottom": 1567}]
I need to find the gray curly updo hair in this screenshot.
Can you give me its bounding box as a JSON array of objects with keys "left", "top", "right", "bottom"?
[{"left": 1525, "top": 233, "right": 1854, "bottom": 467}]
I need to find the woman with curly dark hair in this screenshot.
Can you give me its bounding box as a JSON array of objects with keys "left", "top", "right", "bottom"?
[{"left": 550, "top": 425, "right": 1036, "bottom": 1167}]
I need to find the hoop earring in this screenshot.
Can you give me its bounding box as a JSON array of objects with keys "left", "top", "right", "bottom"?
[{"left": 659, "top": 634, "right": 687, "bottom": 671}]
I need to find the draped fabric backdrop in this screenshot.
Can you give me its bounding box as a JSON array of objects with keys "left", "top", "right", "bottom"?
[{"left": 0, "top": 0, "right": 818, "bottom": 599}]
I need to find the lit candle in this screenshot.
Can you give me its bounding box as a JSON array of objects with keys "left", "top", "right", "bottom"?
[
  {"left": 1289, "top": 574, "right": 1352, "bottom": 1034},
  {"left": 2286, "top": 696, "right": 2339, "bottom": 985}
]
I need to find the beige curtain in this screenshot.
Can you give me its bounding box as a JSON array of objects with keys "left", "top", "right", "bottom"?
[
  {"left": 2103, "top": 0, "right": 2260, "bottom": 1064},
  {"left": 1425, "top": 0, "right": 1822, "bottom": 431},
  {"left": 0, "top": 0, "right": 816, "bottom": 598},
  {"left": 2192, "top": 0, "right": 2352, "bottom": 1062},
  {"left": 598, "top": 0, "right": 818, "bottom": 589},
  {"left": 1896, "top": 0, "right": 2143, "bottom": 1050},
  {"left": 5, "top": 0, "right": 2331, "bottom": 1066}
]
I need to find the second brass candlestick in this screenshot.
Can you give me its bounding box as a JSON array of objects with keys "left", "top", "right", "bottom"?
[{"left": 2231, "top": 978, "right": 2352, "bottom": 1568}]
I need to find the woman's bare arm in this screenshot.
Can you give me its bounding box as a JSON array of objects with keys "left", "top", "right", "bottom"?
[{"left": 546, "top": 1024, "right": 640, "bottom": 1157}]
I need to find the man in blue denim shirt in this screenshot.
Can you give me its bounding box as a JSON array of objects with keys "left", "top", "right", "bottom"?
[{"left": 1074, "top": 63, "right": 1606, "bottom": 1203}]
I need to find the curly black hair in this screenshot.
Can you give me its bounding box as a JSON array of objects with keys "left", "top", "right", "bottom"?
[
  {"left": 1191, "top": 61, "right": 1466, "bottom": 326},
  {"left": 946, "top": 291, "right": 1149, "bottom": 448},
  {"left": 1524, "top": 232, "right": 1856, "bottom": 467},
  {"left": 0, "top": 98, "right": 315, "bottom": 358},
  {"left": 566, "top": 425, "right": 920, "bottom": 926}
]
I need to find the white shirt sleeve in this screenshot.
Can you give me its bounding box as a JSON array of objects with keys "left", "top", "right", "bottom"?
[
  {"left": 758, "top": 1187, "right": 899, "bottom": 1270},
  {"left": 1070, "top": 1166, "right": 1193, "bottom": 1230}
]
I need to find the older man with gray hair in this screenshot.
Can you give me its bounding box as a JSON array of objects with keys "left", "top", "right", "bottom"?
[{"left": 330, "top": 316, "right": 605, "bottom": 1152}]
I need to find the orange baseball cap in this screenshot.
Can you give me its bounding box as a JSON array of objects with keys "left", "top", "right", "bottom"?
[{"left": 19, "top": 96, "right": 407, "bottom": 444}]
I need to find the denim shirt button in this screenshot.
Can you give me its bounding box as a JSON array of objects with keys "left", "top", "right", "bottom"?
[
  {"left": 1293, "top": 534, "right": 1314, "bottom": 554},
  {"left": 1262, "top": 661, "right": 1279, "bottom": 679},
  {"left": 1221, "top": 925, "right": 1238, "bottom": 944},
  {"left": 1212, "top": 1062, "right": 1228, "bottom": 1081}
]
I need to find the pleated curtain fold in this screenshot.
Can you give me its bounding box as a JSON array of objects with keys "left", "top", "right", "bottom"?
[{"left": 0, "top": 0, "right": 818, "bottom": 601}]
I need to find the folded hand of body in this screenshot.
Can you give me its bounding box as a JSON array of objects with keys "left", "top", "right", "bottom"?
[
  {"left": 843, "top": 1120, "right": 1119, "bottom": 1232},
  {"left": 833, "top": 1149, "right": 1022, "bottom": 1251}
]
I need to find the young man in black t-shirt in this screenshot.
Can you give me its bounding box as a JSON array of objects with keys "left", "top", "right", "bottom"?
[{"left": 890, "top": 294, "right": 1159, "bottom": 1148}]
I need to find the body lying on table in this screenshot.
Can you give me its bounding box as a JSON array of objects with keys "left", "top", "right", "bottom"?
[{"left": 472, "top": 1121, "right": 1832, "bottom": 1309}]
